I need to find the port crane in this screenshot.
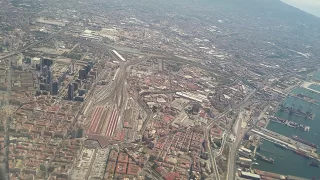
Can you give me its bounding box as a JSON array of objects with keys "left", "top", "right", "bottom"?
[{"left": 288, "top": 96, "right": 298, "bottom": 114}]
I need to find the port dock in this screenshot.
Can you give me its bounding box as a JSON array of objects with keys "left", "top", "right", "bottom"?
[
  {"left": 289, "top": 93, "right": 320, "bottom": 106},
  {"left": 256, "top": 153, "right": 274, "bottom": 163},
  {"left": 279, "top": 105, "right": 315, "bottom": 120},
  {"left": 269, "top": 116, "right": 310, "bottom": 131},
  {"left": 258, "top": 147, "right": 284, "bottom": 157},
  {"left": 301, "top": 81, "right": 320, "bottom": 95},
  {"left": 251, "top": 128, "right": 319, "bottom": 160}
]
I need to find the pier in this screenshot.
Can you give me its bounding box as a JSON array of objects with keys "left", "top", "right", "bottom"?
[
  {"left": 256, "top": 152, "right": 275, "bottom": 163},
  {"left": 279, "top": 105, "right": 315, "bottom": 120},
  {"left": 269, "top": 116, "right": 310, "bottom": 131},
  {"left": 288, "top": 93, "right": 319, "bottom": 106},
  {"left": 301, "top": 81, "right": 320, "bottom": 95},
  {"left": 252, "top": 128, "right": 316, "bottom": 151},
  {"left": 251, "top": 128, "right": 320, "bottom": 161},
  {"left": 258, "top": 148, "right": 284, "bottom": 157}
]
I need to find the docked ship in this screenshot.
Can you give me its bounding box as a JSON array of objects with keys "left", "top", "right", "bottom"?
[
  {"left": 270, "top": 116, "right": 310, "bottom": 131},
  {"left": 294, "top": 150, "right": 310, "bottom": 159},
  {"left": 256, "top": 154, "right": 274, "bottom": 164},
  {"left": 292, "top": 135, "right": 318, "bottom": 148},
  {"left": 297, "top": 93, "right": 311, "bottom": 99},
  {"left": 274, "top": 143, "right": 288, "bottom": 150},
  {"left": 309, "top": 161, "right": 320, "bottom": 167}
]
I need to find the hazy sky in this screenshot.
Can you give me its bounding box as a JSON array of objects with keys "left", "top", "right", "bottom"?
[{"left": 281, "top": 0, "right": 320, "bottom": 17}]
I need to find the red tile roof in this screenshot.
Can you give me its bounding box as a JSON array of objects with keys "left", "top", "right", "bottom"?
[
  {"left": 115, "top": 163, "right": 127, "bottom": 174},
  {"left": 126, "top": 164, "right": 141, "bottom": 175},
  {"left": 164, "top": 172, "right": 180, "bottom": 180}
]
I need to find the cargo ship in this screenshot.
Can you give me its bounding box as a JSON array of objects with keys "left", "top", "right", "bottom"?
[
  {"left": 294, "top": 150, "right": 310, "bottom": 159},
  {"left": 292, "top": 135, "right": 317, "bottom": 148},
  {"left": 274, "top": 143, "right": 288, "bottom": 150},
  {"left": 309, "top": 161, "right": 320, "bottom": 167},
  {"left": 256, "top": 154, "right": 274, "bottom": 164},
  {"left": 297, "top": 93, "right": 312, "bottom": 99}
]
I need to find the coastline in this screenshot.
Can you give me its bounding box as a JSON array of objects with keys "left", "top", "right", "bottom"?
[{"left": 252, "top": 78, "right": 320, "bottom": 178}]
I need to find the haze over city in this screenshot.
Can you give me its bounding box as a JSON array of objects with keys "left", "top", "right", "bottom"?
[
  {"left": 282, "top": 0, "right": 320, "bottom": 17},
  {"left": 0, "top": 0, "right": 319, "bottom": 180}
]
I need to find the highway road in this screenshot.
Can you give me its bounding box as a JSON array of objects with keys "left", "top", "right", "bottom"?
[
  {"left": 216, "top": 132, "right": 227, "bottom": 157},
  {"left": 227, "top": 101, "right": 271, "bottom": 180},
  {"left": 208, "top": 75, "right": 271, "bottom": 180},
  {"left": 85, "top": 149, "right": 97, "bottom": 180},
  {"left": 3, "top": 37, "right": 14, "bottom": 180},
  {"left": 204, "top": 76, "right": 262, "bottom": 180},
  {"left": 227, "top": 124, "right": 245, "bottom": 180},
  {"left": 206, "top": 129, "right": 220, "bottom": 180},
  {"left": 206, "top": 86, "right": 258, "bottom": 130}
]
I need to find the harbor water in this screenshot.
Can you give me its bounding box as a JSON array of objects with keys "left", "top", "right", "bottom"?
[
  {"left": 312, "top": 71, "right": 320, "bottom": 81},
  {"left": 308, "top": 84, "right": 320, "bottom": 92},
  {"left": 252, "top": 86, "right": 320, "bottom": 179}
]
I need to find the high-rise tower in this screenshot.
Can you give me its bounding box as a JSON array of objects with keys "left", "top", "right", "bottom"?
[{"left": 68, "top": 83, "right": 74, "bottom": 100}]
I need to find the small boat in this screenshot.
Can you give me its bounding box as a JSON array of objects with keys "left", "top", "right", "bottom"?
[
  {"left": 274, "top": 143, "right": 288, "bottom": 150},
  {"left": 309, "top": 161, "right": 320, "bottom": 167}
]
